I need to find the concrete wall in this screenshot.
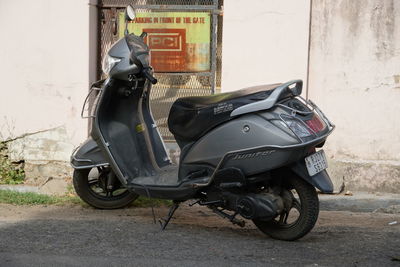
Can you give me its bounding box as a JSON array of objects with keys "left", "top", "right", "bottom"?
[
  {"left": 0, "top": 0, "right": 96, "bottom": 193},
  {"left": 221, "top": 0, "right": 311, "bottom": 92},
  {"left": 308, "top": 0, "right": 400, "bottom": 192},
  {"left": 1, "top": 0, "right": 398, "bottom": 194}
]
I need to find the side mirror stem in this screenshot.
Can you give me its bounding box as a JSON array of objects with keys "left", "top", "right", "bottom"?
[
  {"left": 140, "top": 32, "right": 147, "bottom": 39},
  {"left": 124, "top": 21, "right": 129, "bottom": 36},
  {"left": 124, "top": 5, "right": 136, "bottom": 36}
]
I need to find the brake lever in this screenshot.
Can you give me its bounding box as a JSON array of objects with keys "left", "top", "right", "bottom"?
[
  {"left": 140, "top": 32, "right": 147, "bottom": 39},
  {"left": 142, "top": 69, "right": 158, "bottom": 84}
]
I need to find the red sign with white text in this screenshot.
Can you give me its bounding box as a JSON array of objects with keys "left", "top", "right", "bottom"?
[
  {"left": 144, "top": 28, "right": 187, "bottom": 72},
  {"left": 121, "top": 12, "right": 211, "bottom": 72}
]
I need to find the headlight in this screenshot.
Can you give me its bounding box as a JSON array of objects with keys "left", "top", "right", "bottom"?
[{"left": 102, "top": 54, "right": 121, "bottom": 75}]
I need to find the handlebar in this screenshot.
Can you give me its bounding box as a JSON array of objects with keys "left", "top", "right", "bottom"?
[{"left": 142, "top": 68, "right": 157, "bottom": 84}]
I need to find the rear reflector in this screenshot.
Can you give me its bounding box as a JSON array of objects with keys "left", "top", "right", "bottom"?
[{"left": 305, "top": 115, "right": 326, "bottom": 133}]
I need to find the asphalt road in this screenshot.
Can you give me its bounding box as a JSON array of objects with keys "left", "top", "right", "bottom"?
[{"left": 0, "top": 204, "right": 399, "bottom": 267}]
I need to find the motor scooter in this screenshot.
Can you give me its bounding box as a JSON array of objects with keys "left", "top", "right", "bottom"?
[{"left": 71, "top": 5, "right": 335, "bottom": 241}]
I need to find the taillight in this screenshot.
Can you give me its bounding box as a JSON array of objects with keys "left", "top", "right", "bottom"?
[
  {"left": 283, "top": 119, "right": 313, "bottom": 138},
  {"left": 305, "top": 115, "right": 326, "bottom": 133}
]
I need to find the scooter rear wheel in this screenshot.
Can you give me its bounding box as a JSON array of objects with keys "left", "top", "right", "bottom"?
[
  {"left": 73, "top": 167, "right": 138, "bottom": 209},
  {"left": 253, "top": 176, "right": 319, "bottom": 241}
]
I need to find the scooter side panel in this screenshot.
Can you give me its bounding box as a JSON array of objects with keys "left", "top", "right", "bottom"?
[
  {"left": 91, "top": 79, "right": 157, "bottom": 184},
  {"left": 141, "top": 82, "right": 170, "bottom": 168},
  {"left": 182, "top": 114, "right": 299, "bottom": 175},
  {"left": 70, "top": 138, "right": 108, "bottom": 169},
  {"left": 223, "top": 147, "right": 306, "bottom": 176}
]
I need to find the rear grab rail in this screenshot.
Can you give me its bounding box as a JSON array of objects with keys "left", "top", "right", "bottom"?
[{"left": 276, "top": 96, "right": 335, "bottom": 143}]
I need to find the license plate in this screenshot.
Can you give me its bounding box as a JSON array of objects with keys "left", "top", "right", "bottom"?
[{"left": 305, "top": 150, "right": 328, "bottom": 176}]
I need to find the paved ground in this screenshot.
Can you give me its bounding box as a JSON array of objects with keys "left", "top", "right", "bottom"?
[
  {"left": 0, "top": 203, "right": 399, "bottom": 267},
  {"left": 319, "top": 192, "right": 400, "bottom": 212}
]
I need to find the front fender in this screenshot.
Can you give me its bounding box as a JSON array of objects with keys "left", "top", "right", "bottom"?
[
  {"left": 290, "top": 160, "right": 334, "bottom": 193},
  {"left": 70, "top": 138, "right": 109, "bottom": 169}
]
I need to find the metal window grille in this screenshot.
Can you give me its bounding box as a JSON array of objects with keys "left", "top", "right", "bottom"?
[{"left": 97, "top": 0, "right": 223, "bottom": 141}]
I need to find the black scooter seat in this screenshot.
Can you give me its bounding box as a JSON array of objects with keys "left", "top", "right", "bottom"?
[{"left": 168, "top": 83, "right": 281, "bottom": 143}]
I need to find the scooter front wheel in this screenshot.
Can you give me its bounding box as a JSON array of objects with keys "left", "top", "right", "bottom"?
[
  {"left": 73, "top": 167, "right": 138, "bottom": 209},
  {"left": 253, "top": 176, "right": 319, "bottom": 241}
]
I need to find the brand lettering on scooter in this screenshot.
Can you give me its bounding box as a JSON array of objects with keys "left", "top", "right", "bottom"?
[{"left": 232, "top": 150, "right": 276, "bottom": 160}]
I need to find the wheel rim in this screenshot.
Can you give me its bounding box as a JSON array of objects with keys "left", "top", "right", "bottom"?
[
  {"left": 273, "top": 189, "right": 303, "bottom": 228},
  {"left": 87, "top": 167, "right": 129, "bottom": 200}
]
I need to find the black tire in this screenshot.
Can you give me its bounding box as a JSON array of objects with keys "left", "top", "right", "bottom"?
[
  {"left": 253, "top": 176, "right": 319, "bottom": 241},
  {"left": 73, "top": 168, "right": 138, "bottom": 209}
]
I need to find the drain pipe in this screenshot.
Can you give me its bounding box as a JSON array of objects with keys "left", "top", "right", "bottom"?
[{"left": 306, "top": 0, "right": 313, "bottom": 100}]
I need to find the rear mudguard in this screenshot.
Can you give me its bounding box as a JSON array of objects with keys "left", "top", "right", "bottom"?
[
  {"left": 70, "top": 138, "right": 109, "bottom": 169},
  {"left": 289, "top": 160, "right": 334, "bottom": 193}
]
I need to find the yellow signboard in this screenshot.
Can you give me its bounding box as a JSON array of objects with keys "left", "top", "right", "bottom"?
[{"left": 119, "top": 12, "right": 211, "bottom": 72}]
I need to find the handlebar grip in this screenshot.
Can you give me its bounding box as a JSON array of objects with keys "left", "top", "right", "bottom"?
[{"left": 142, "top": 69, "right": 157, "bottom": 84}]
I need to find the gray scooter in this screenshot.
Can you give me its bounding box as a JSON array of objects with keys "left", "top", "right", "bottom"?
[{"left": 71, "top": 6, "right": 335, "bottom": 241}]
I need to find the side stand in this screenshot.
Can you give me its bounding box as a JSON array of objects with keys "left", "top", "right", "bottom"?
[
  {"left": 159, "top": 201, "right": 180, "bottom": 230},
  {"left": 210, "top": 207, "right": 246, "bottom": 227}
]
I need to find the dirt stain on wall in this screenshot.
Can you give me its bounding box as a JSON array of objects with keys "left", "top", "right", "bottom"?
[
  {"left": 339, "top": 0, "right": 363, "bottom": 36},
  {"left": 316, "top": 0, "right": 397, "bottom": 60},
  {"left": 370, "top": 0, "right": 396, "bottom": 60}
]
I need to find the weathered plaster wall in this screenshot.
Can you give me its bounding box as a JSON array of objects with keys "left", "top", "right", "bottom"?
[
  {"left": 1, "top": 0, "right": 398, "bottom": 194},
  {"left": 308, "top": 0, "right": 400, "bottom": 192},
  {"left": 0, "top": 0, "right": 97, "bottom": 193},
  {"left": 221, "top": 0, "right": 311, "bottom": 92}
]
